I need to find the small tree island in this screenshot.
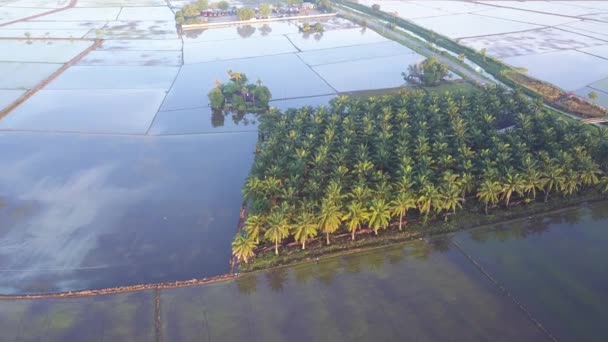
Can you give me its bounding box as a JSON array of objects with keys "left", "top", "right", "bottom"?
[
  {"left": 208, "top": 70, "right": 272, "bottom": 112},
  {"left": 403, "top": 57, "right": 451, "bottom": 87}
]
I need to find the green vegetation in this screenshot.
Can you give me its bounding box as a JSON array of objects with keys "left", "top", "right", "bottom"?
[
  {"left": 175, "top": 0, "right": 208, "bottom": 25},
  {"left": 208, "top": 70, "right": 272, "bottom": 112},
  {"left": 237, "top": 7, "right": 256, "bottom": 21},
  {"left": 217, "top": 0, "right": 230, "bottom": 10},
  {"left": 259, "top": 3, "right": 272, "bottom": 19},
  {"left": 232, "top": 87, "right": 608, "bottom": 264},
  {"left": 404, "top": 57, "right": 450, "bottom": 87},
  {"left": 371, "top": 3, "right": 380, "bottom": 11},
  {"left": 589, "top": 91, "right": 598, "bottom": 103},
  {"left": 299, "top": 22, "right": 324, "bottom": 33}
]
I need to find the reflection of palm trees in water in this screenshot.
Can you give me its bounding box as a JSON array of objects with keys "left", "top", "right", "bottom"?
[
  {"left": 237, "top": 25, "right": 256, "bottom": 38},
  {"left": 259, "top": 24, "right": 272, "bottom": 36}
]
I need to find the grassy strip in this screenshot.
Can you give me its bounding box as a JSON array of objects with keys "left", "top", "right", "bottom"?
[
  {"left": 240, "top": 192, "right": 607, "bottom": 272},
  {"left": 335, "top": 0, "right": 607, "bottom": 118}
]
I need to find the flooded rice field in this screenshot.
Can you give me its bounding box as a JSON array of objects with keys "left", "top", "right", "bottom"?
[
  {"left": 1, "top": 203, "right": 607, "bottom": 340},
  {"left": 359, "top": 0, "right": 608, "bottom": 105},
  {"left": 0, "top": 0, "right": 427, "bottom": 294}
]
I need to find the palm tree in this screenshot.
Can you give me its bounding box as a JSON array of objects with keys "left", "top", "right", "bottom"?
[
  {"left": 232, "top": 233, "right": 256, "bottom": 264},
  {"left": 442, "top": 185, "right": 463, "bottom": 214},
  {"left": 293, "top": 211, "right": 318, "bottom": 250},
  {"left": 477, "top": 179, "right": 501, "bottom": 214},
  {"left": 391, "top": 191, "right": 416, "bottom": 230},
  {"left": 500, "top": 173, "right": 524, "bottom": 207},
  {"left": 368, "top": 199, "right": 392, "bottom": 235},
  {"left": 599, "top": 175, "right": 608, "bottom": 193},
  {"left": 244, "top": 214, "right": 265, "bottom": 244},
  {"left": 543, "top": 167, "right": 565, "bottom": 202},
  {"left": 265, "top": 210, "right": 290, "bottom": 255},
  {"left": 560, "top": 169, "right": 580, "bottom": 197},
  {"left": 318, "top": 199, "right": 343, "bottom": 245},
  {"left": 523, "top": 168, "right": 546, "bottom": 201},
  {"left": 342, "top": 201, "right": 370, "bottom": 240}
]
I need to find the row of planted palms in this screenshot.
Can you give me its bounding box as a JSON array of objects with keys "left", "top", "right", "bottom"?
[{"left": 232, "top": 86, "right": 608, "bottom": 263}]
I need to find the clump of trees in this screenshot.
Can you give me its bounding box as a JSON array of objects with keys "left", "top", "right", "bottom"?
[
  {"left": 175, "top": 0, "right": 209, "bottom": 25},
  {"left": 403, "top": 57, "right": 450, "bottom": 87},
  {"left": 208, "top": 70, "right": 272, "bottom": 112},
  {"left": 237, "top": 7, "right": 256, "bottom": 20},
  {"left": 300, "top": 22, "right": 324, "bottom": 33},
  {"left": 231, "top": 86, "right": 608, "bottom": 262},
  {"left": 371, "top": 3, "right": 381, "bottom": 11}
]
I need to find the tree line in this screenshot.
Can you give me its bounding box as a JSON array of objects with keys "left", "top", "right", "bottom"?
[{"left": 232, "top": 86, "right": 608, "bottom": 263}]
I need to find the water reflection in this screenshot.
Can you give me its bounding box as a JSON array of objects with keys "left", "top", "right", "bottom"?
[
  {"left": 260, "top": 24, "right": 272, "bottom": 36},
  {"left": 210, "top": 109, "right": 258, "bottom": 128},
  {"left": 237, "top": 25, "right": 256, "bottom": 38}
]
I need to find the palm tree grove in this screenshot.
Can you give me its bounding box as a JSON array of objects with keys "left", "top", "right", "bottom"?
[{"left": 232, "top": 86, "right": 608, "bottom": 263}]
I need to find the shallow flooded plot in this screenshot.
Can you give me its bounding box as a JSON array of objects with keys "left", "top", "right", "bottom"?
[
  {"left": 409, "top": 0, "right": 494, "bottom": 14},
  {"left": 413, "top": 13, "right": 542, "bottom": 39},
  {"left": 99, "top": 38, "right": 182, "bottom": 51},
  {"left": 0, "top": 291, "right": 155, "bottom": 341},
  {"left": 84, "top": 20, "right": 178, "bottom": 40},
  {"left": 117, "top": 6, "right": 174, "bottom": 21},
  {"left": 297, "top": 40, "right": 415, "bottom": 66},
  {"left": 0, "top": 28, "right": 90, "bottom": 38},
  {"left": 1, "top": 20, "right": 108, "bottom": 30},
  {"left": 0, "top": 89, "right": 165, "bottom": 134},
  {"left": 460, "top": 28, "right": 605, "bottom": 58},
  {"left": 0, "top": 62, "right": 60, "bottom": 89},
  {"left": 148, "top": 107, "right": 259, "bottom": 135},
  {"left": 33, "top": 7, "right": 122, "bottom": 21},
  {"left": 76, "top": 0, "right": 166, "bottom": 6},
  {"left": 477, "top": 7, "right": 580, "bottom": 26},
  {"left": 182, "top": 22, "right": 298, "bottom": 42},
  {"left": 479, "top": 0, "right": 603, "bottom": 16},
  {"left": 0, "top": 39, "right": 93, "bottom": 63},
  {"left": 0, "top": 7, "right": 48, "bottom": 25},
  {"left": 559, "top": 21, "right": 608, "bottom": 40},
  {"left": 160, "top": 241, "right": 547, "bottom": 341},
  {"left": 578, "top": 44, "right": 608, "bottom": 60},
  {"left": 184, "top": 34, "right": 297, "bottom": 64},
  {"left": 161, "top": 54, "right": 335, "bottom": 111},
  {"left": 286, "top": 28, "right": 387, "bottom": 51},
  {"left": 503, "top": 50, "right": 608, "bottom": 90},
  {"left": 313, "top": 54, "right": 423, "bottom": 92},
  {"left": 47, "top": 65, "right": 179, "bottom": 90},
  {"left": 4, "top": 0, "right": 69, "bottom": 9},
  {"left": 0, "top": 132, "right": 257, "bottom": 293},
  {"left": 79, "top": 50, "right": 182, "bottom": 66},
  {"left": 452, "top": 203, "right": 608, "bottom": 341},
  {"left": 270, "top": 94, "right": 336, "bottom": 111},
  {"left": 0, "top": 89, "right": 24, "bottom": 110}
]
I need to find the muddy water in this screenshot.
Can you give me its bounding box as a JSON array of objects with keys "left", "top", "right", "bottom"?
[{"left": 1, "top": 202, "right": 607, "bottom": 341}]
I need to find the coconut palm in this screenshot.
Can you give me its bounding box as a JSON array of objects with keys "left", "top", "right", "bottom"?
[
  {"left": 500, "top": 172, "right": 525, "bottom": 207},
  {"left": 232, "top": 233, "right": 256, "bottom": 264},
  {"left": 368, "top": 199, "right": 392, "bottom": 235},
  {"left": 244, "top": 214, "right": 265, "bottom": 244},
  {"left": 293, "top": 211, "right": 318, "bottom": 250},
  {"left": 318, "top": 199, "right": 343, "bottom": 245},
  {"left": 391, "top": 191, "right": 416, "bottom": 230},
  {"left": 477, "top": 179, "right": 501, "bottom": 215},
  {"left": 343, "top": 201, "right": 370, "bottom": 240},
  {"left": 543, "top": 167, "right": 565, "bottom": 203},
  {"left": 265, "top": 210, "right": 290, "bottom": 255}
]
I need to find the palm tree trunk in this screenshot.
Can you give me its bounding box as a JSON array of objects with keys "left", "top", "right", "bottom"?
[
  {"left": 398, "top": 214, "right": 403, "bottom": 231},
  {"left": 275, "top": 240, "right": 278, "bottom": 255},
  {"left": 544, "top": 190, "right": 549, "bottom": 203},
  {"left": 485, "top": 202, "right": 488, "bottom": 215},
  {"left": 506, "top": 196, "right": 510, "bottom": 208},
  {"left": 326, "top": 232, "right": 330, "bottom": 245},
  {"left": 351, "top": 228, "right": 356, "bottom": 241},
  {"left": 302, "top": 240, "right": 306, "bottom": 250}
]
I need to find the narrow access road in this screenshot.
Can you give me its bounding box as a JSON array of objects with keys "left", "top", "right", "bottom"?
[{"left": 334, "top": 5, "right": 493, "bottom": 86}]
